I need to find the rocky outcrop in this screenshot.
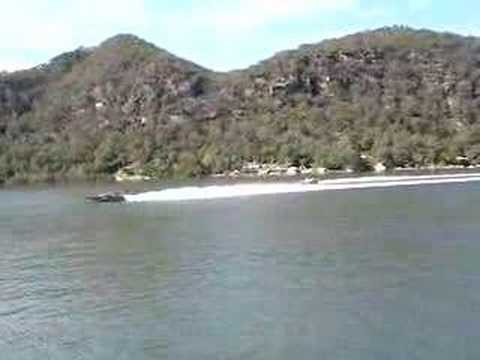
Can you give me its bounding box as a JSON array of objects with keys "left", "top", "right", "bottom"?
[{"left": 115, "top": 163, "right": 151, "bottom": 182}]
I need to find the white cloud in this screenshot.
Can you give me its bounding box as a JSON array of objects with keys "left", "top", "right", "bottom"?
[
  {"left": 0, "top": 0, "right": 148, "bottom": 70},
  {"left": 0, "top": 0, "right": 148, "bottom": 53},
  {"left": 0, "top": 58, "right": 36, "bottom": 72},
  {"left": 170, "top": 0, "right": 358, "bottom": 34},
  {"left": 0, "top": 0, "right": 369, "bottom": 72}
]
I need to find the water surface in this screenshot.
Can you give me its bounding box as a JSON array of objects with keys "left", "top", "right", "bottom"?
[{"left": 1, "top": 182, "right": 480, "bottom": 359}]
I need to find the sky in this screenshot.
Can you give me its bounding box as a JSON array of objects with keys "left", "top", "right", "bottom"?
[{"left": 1, "top": 0, "right": 480, "bottom": 72}]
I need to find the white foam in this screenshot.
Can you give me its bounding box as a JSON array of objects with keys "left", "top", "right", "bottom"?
[
  {"left": 314, "top": 172, "right": 480, "bottom": 184},
  {"left": 124, "top": 173, "right": 480, "bottom": 203}
]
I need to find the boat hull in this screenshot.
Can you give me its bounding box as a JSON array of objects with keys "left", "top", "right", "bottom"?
[{"left": 86, "top": 192, "right": 126, "bottom": 203}]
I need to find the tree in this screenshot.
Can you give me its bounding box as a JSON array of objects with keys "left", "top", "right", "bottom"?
[{"left": 93, "top": 133, "right": 126, "bottom": 173}]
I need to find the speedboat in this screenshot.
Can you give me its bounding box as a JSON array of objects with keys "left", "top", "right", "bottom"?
[{"left": 86, "top": 192, "right": 126, "bottom": 203}]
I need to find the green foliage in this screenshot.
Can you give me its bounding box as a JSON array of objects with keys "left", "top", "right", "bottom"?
[
  {"left": 2, "top": 27, "right": 480, "bottom": 184},
  {"left": 174, "top": 152, "right": 202, "bottom": 178},
  {"left": 93, "top": 133, "right": 126, "bottom": 173},
  {"left": 0, "top": 153, "right": 13, "bottom": 183},
  {"left": 30, "top": 144, "right": 70, "bottom": 174},
  {"left": 199, "top": 144, "right": 226, "bottom": 174}
]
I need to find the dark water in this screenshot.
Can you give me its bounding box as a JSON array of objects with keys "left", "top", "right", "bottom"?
[{"left": 1, "top": 183, "right": 480, "bottom": 359}]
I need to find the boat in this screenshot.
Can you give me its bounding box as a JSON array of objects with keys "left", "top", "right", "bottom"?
[{"left": 86, "top": 192, "right": 126, "bottom": 203}]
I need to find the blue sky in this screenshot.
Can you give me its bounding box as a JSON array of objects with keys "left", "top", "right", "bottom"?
[{"left": 1, "top": 0, "right": 479, "bottom": 72}]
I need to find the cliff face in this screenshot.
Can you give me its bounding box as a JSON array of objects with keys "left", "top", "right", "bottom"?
[{"left": 2, "top": 27, "right": 480, "bottom": 183}]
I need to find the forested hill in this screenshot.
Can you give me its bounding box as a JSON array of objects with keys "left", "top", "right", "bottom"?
[{"left": 2, "top": 26, "right": 480, "bottom": 183}]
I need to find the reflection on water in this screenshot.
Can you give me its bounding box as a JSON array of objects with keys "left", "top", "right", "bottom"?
[{"left": 1, "top": 183, "right": 480, "bottom": 359}]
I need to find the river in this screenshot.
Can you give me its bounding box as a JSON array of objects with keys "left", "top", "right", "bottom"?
[{"left": 1, "top": 179, "right": 480, "bottom": 359}]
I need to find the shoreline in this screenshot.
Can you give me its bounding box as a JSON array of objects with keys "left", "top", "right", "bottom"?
[{"left": 2, "top": 165, "right": 480, "bottom": 190}]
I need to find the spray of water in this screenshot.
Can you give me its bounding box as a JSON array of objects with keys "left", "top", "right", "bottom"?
[{"left": 123, "top": 173, "right": 480, "bottom": 203}]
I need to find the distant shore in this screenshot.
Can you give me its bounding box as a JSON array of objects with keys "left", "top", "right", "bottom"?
[{"left": 3, "top": 164, "right": 480, "bottom": 190}]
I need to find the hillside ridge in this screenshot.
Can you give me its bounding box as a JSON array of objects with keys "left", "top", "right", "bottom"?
[{"left": 2, "top": 26, "right": 480, "bottom": 183}]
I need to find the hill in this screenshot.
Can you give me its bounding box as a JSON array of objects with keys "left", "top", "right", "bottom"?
[{"left": 2, "top": 26, "right": 480, "bottom": 183}]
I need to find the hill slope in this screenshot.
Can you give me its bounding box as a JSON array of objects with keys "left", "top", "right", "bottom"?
[{"left": 2, "top": 26, "right": 480, "bottom": 183}]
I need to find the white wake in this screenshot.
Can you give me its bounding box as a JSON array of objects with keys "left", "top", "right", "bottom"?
[
  {"left": 125, "top": 173, "right": 480, "bottom": 203},
  {"left": 123, "top": 172, "right": 480, "bottom": 203}
]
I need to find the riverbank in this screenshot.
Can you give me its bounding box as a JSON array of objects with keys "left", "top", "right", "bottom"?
[{"left": 2, "top": 163, "right": 480, "bottom": 189}]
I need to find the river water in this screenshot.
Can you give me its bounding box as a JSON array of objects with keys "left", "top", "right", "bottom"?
[{"left": 1, "top": 180, "right": 480, "bottom": 359}]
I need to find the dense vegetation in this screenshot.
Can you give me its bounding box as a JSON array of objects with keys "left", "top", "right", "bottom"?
[{"left": 2, "top": 26, "right": 480, "bottom": 184}]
